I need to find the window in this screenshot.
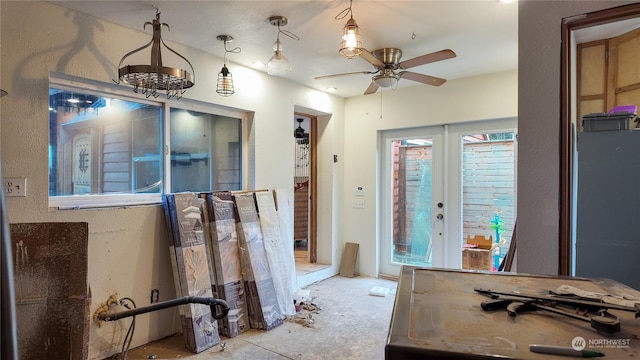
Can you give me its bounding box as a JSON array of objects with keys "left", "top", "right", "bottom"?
[
  {"left": 49, "top": 74, "right": 243, "bottom": 208},
  {"left": 169, "top": 108, "right": 241, "bottom": 192}
]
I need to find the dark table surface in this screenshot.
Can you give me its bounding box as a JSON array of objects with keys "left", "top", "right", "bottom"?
[{"left": 386, "top": 266, "right": 640, "bottom": 359}]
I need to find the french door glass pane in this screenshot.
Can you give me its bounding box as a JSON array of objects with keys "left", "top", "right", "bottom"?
[
  {"left": 391, "top": 138, "right": 433, "bottom": 267},
  {"left": 462, "top": 132, "right": 516, "bottom": 269}
]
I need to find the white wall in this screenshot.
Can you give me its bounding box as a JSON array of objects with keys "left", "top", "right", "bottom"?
[
  {"left": 517, "top": 0, "right": 633, "bottom": 275},
  {"left": 0, "top": 2, "right": 344, "bottom": 359},
  {"left": 343, "top": 70, "right": 518, "bottom": 277}
]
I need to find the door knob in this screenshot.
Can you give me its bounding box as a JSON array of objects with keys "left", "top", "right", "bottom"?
[{"left": 437, "top": 214, "right": 444, "bottom": 220}]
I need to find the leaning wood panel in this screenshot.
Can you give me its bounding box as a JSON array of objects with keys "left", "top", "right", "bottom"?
[
  {"left": 233, "top": 193, "right": 283, "bottom": 330},
  {"left": 293, "top": 183, "right": 309, "bottom": 240},
  {"left": 339, "top": 242, "right": 359, "bottom": 278},
  {"left": 255, "top": 191, "right": 297, "bottom": 316},
  {"left": 202, "top": 191, "right": 249, "bottom": 338},
  {"left": 164, "top": 193, "right": 220, "bottom": 353}
]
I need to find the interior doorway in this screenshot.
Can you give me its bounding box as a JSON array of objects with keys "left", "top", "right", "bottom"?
[{"left": 293, "top": 113, "right": 318, "bottom": 274}]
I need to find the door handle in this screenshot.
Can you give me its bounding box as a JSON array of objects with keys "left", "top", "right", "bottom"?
[{"left": 437, "top": 214, "right": 444, "bottom": 220}]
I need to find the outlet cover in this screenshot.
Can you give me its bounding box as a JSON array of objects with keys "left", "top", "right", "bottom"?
[
  {"left": 4, "top": 178, "right": 26, "bottom": 197},
  {"left": 352, "top": 199, "right": 365, "bottom": 209}
]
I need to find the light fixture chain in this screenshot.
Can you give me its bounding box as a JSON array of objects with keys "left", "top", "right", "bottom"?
[
  {"left": 279, "top": 28, "right": 300, "bottom": 41},
  {"left": 335, "top": 0, "right": 354, "bottom": 20}
]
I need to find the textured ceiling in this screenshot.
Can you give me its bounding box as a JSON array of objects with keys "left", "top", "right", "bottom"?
[{"left": 50, "top": 0, "right": 519, "bottom": 98}]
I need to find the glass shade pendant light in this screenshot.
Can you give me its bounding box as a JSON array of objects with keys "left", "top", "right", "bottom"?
[
  {"left": 267, "top": 16, "right": 300, "bottom": 77},
  {"left": 216, "top": 35, "right": 240, "bottom": 97},
  {"left": 337, "top": 0, "right": 362, "bottom": 59}
]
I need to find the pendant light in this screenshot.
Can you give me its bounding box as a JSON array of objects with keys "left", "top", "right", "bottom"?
[
  {"left": 336, "top": 0, "right": 362, "bottom": 59},
  {"left": 267, "top": 16, "right": 300, "bottom": 77},
  {"left": 114, "top": 9, "right": 195, "bottom": 99},
  {"left": 216, "top": 35, "right": 241, "bottom": 97}
]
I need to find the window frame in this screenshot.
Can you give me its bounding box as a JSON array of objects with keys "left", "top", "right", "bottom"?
[{"left": 49, "top": 72, "right": 247, "bottom": 209}]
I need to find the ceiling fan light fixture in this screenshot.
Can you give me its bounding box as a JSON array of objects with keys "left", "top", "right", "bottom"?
[
  {"left": 373, "top": 73, "right": 399, "bottom": 88},
  {"left": 339, "top": 17, "right": 362, "bottom": 59}
]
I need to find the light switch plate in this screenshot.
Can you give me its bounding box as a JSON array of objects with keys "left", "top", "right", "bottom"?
[{"left": 5, "top": 178, "right": 27, "bottom": 197}]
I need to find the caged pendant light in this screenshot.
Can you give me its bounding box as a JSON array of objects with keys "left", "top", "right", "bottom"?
[
  {"left": 114, "top": 9, "right": 195, "bottom": 99},
  {"left": 216, "top": 35, "right": 241, "bottom": 97},
  {"left": 267, "top": 16, "right": 300, "bottom": 77},
  {"left": 336, "top": 0, "right": 363, "bottom": 59}
]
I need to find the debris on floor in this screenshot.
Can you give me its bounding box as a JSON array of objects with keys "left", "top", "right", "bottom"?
[
  {"left": 286, "top": 297, "right": 322, "bottom": 328},
  {"left": 369, "top": 286, "right": 391, "bottom": 297},
  {"left": 286, "top": 312, "right": 316, "bottom": 328}
]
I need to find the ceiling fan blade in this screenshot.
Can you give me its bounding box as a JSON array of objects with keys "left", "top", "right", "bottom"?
[
  {"left": 398, "top": 71, "right": 447, "bottom": 86},
  {"left": 364, "top": 81, "right": 379, "bottom": 95},
  {"left": 359, "top": 48, "right": 385, "bottom": 68},
  {"left": 315, "top": 71, "right": 376, "bottom": 80},
  {"left": 398, "top": 49, "right": 456, "bottom": 70}
]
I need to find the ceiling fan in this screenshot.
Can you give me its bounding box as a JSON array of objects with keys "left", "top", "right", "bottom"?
[{"left": 316, "top": 48, "right": 456, "bottom": 95}]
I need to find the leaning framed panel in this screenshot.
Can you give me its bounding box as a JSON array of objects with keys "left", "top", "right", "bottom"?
[{"left": 386, "top": 266, "right": 640, "bottom": 359}]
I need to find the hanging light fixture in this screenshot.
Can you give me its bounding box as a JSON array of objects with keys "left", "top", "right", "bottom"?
[
  {"left": 216, "top": 35, "right": 241, "bottom": 97},
  {"left": 113, "top": 9, "right": 195, "bottom": 99},
  {"left": 267, "top": 16, "right": 300, "bottom": 77},
  {"left": 373, "top": 68, "right": 400, "bottom": 88},
  {"left": 336, "top": 0, "right": 363, "bottom": 59}
]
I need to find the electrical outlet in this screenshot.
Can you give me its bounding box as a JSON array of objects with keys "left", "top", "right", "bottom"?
[{"left": 4, "top": 178, "right": 26, "bottom": 197}]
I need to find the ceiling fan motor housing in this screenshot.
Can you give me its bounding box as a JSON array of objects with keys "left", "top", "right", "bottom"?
[{"left": 372, "top": 48, "right": 403, "bottom": 69}]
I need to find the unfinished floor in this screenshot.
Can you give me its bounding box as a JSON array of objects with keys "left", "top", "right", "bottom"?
[{"left": 119, "top": 275, "right": 398, "bottom": 360}]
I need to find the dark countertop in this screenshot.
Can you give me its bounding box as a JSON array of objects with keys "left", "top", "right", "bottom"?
[{"left": 386, "top": 266, "right": 640, "bottom": 359}]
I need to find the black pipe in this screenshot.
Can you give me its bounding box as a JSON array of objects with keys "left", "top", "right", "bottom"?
[{"left": 98, "top": 296, "right": 230, "bottom": 322}]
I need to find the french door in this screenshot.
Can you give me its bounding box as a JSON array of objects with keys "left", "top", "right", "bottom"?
[{"left": 379, "top": 118, "right": 517, "bottom": 277}]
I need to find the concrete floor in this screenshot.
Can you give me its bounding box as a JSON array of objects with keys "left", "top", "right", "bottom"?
[{"left": 121, "top": 275, "right": 398, "bottom": 360}]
